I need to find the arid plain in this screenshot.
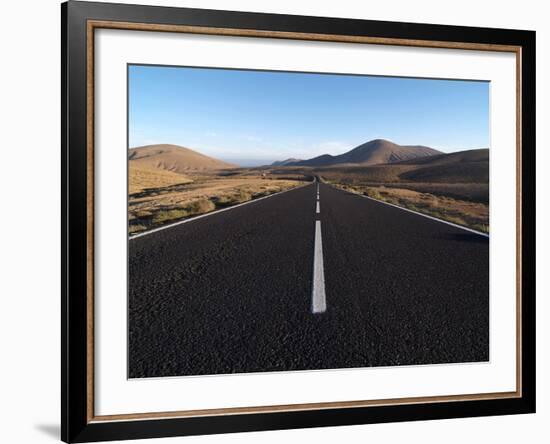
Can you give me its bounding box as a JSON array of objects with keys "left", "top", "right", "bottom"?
[{"left": 128, "top": 138, "right": 488, "bottom": 235}]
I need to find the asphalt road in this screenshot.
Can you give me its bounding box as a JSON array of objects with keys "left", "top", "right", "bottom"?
[{"left": 128, "top": 181, "right": 489, "bottom": 378}]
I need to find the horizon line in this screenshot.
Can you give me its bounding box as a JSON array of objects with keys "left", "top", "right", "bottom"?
[{"left": 128, "top": 138, "right": 490, "bottom": 161}]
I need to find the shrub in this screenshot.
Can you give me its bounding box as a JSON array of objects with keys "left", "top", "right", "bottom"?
[
  {"left": 365, "top": 188, "right": 382, "bottom": 200},
  {"left": 129, "top": 224, "right": 147, "bottom": 234},
  {"left": 188, "top": 199, "right": 216, "bottom": 214},
  {"left": 233, "top": 190, "right": 252, "bottom": 203},
  {"left": 152, "top": 209, "right": 189, "bottom": 224},
  {"left": 152, "top": 199, "right": 216, "bottom": 224}
]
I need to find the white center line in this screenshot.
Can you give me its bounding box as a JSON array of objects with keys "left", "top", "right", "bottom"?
[
  {"left": 316, "top": 201, "right": 320, "bottom": 213},
  {"left": 312, "top": 220, "right": 327, "bottom": 313}
]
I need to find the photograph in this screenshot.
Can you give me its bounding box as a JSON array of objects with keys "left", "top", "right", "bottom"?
[{"left": 127, "top": 65, "right": 490, "bottom": 379}]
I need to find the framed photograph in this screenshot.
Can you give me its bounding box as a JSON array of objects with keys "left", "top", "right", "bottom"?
[{"left": 62, "top": 1, "right": 536, "bottom": 442}]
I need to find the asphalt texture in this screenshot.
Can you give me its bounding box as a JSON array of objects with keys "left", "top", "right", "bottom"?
[{"left": 128, "top": 182, "right": 489, "bottom": 378}]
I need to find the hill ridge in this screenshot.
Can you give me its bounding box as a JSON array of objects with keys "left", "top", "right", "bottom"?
[
  {"left": 129, "top": 144, "right": 237, "bottom": 173},
  {"left": 275, "top": 139, "right": 442, "bottom": 167}
]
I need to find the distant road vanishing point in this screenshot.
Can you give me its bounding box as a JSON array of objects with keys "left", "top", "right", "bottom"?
[{"left": 128, "top": 180, "right": 489, "bottom": 378}]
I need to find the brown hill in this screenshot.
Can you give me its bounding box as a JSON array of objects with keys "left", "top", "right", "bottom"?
[
  {"left": 397, "top": 149, "right": 488, "bottom": 183},
  {"left": 318, "top": 148, "right": 489, "bottom": 203},
  {"left": 129, "top": 144, "right": 237, "bottom": 173},
  {"left": 292, "top": 139, "right": 441, "bottom": 167},
  {"left": 318, "top": 148, "right": 488, "bottom": 184},
  {"left": 395, "top": 147, "right": 487, "bottom": 166},
  {"left": 129, "top": 164, "right": 192, "bottom": 195}
]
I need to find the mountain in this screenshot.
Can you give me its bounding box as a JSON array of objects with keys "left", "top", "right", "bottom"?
[
  {"left": 318, "top": 148, "right": 489, "bottom": 203},
  {"left": 129, "top": 144, "right": 237, "bottom": 173},
  {"left": 319, "top": 148, "right": 488, "bottom": 184},
  {"left": 288, "top": 139, "right": 441, "bottom": 167},
  {"left": 271, "top": 158, "right": 302, "bottom": 166}
]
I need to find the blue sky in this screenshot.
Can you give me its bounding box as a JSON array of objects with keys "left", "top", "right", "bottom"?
[{"left": 129, "top": 65, "right": 489, "bottom": 166}]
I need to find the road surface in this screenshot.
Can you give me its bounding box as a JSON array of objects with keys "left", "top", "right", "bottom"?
[{"left": 128, "top": 181, "right": 489, "bottom": 378}]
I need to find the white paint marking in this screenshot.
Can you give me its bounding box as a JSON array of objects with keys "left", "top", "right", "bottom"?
[
  {"left": 312, "top": 220, "right": 327, "bottom": 313},
  {"left": 130, "top": 182, "right": 312, "bottom": 240},
  {"left": 339, "top": 187, "right": 489, "bottom": 238},
  {"left": 316, "top": 201, "right": 320, "bottom": 213}
]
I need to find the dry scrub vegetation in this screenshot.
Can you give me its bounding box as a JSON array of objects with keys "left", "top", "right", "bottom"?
[
  {"left": 129, "top": 165, "right": 193, "bottom": 194},
  {"left": 129, "top": 168, "right": 304, "bottom": 234},
  {"left": 331, "top": 182, "right": 488, "bottom": 233},
  {"left": 318, "top": 149, "right": 489, "bottom": 233}
]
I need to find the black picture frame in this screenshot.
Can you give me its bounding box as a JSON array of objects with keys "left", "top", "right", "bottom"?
[{"left": 62, "top": 1, "right": 536, "bottom": 442}]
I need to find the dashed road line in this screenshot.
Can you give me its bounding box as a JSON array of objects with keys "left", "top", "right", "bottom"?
[{"left": 312, "top": 220, "right": 327, "bottom": 314}]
